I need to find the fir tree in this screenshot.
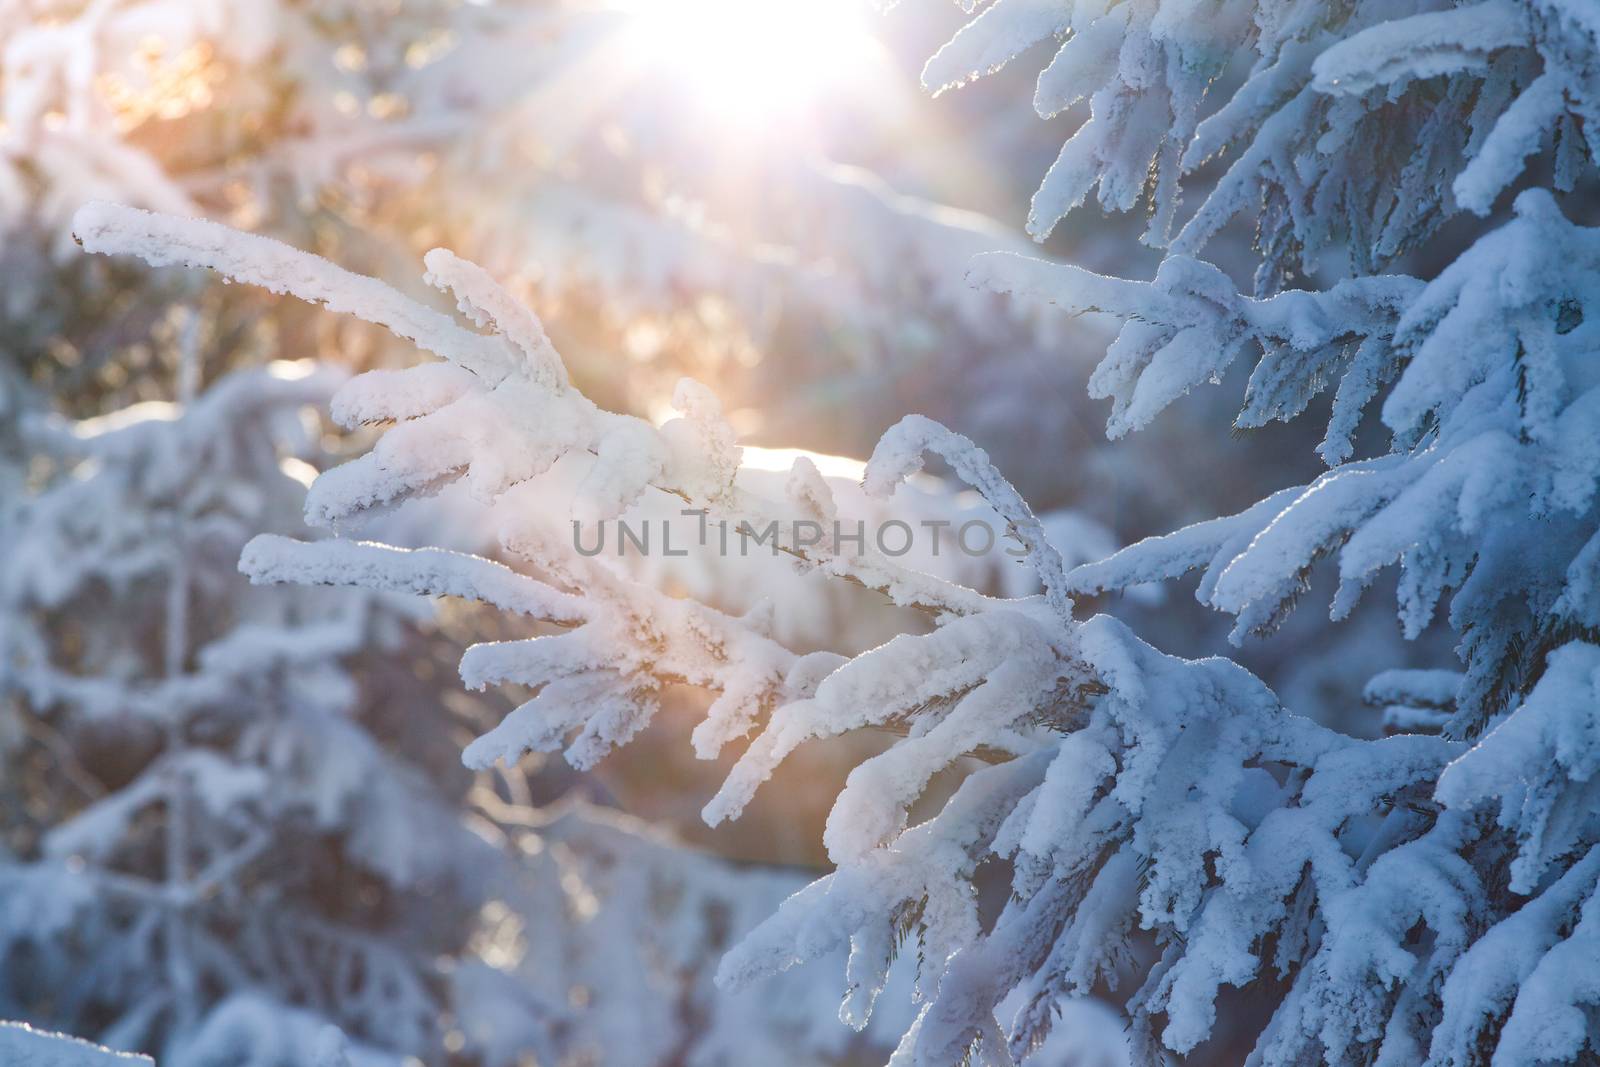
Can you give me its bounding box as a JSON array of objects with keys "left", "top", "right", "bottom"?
[{"left": 53, "top": 1, "right": 1600, "bottom": 1065}]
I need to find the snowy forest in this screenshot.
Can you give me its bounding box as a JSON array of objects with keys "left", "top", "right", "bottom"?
[{"left": 2, "top": 0, "right": 1598, "bottom": 1065}]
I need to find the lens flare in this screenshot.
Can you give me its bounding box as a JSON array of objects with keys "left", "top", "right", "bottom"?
[{"left": 623, "top": 0, "right": 879, "bottom": 127}]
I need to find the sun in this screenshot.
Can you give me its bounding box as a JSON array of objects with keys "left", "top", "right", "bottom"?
[{"left": 620, "top": 0, "right": 881, "bottom": 127}]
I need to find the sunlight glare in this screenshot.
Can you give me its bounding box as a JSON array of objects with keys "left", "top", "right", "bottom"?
[{"left": 624, "top": 0, "right": 879, "bottom": 126}]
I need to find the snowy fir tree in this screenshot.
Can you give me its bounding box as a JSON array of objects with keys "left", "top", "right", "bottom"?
[
  {"left": 6, "top": 0, "right": 1600, "bottom": 1065},
  {"left": 0, "top": 352, "right": 534, "bottom": 1065},
  {"left": 1, "top": 332, "right": 907, "bottom": 1066},
  {"left": 0, "top": 4, "right": 1104, "bottom": 1065}
]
